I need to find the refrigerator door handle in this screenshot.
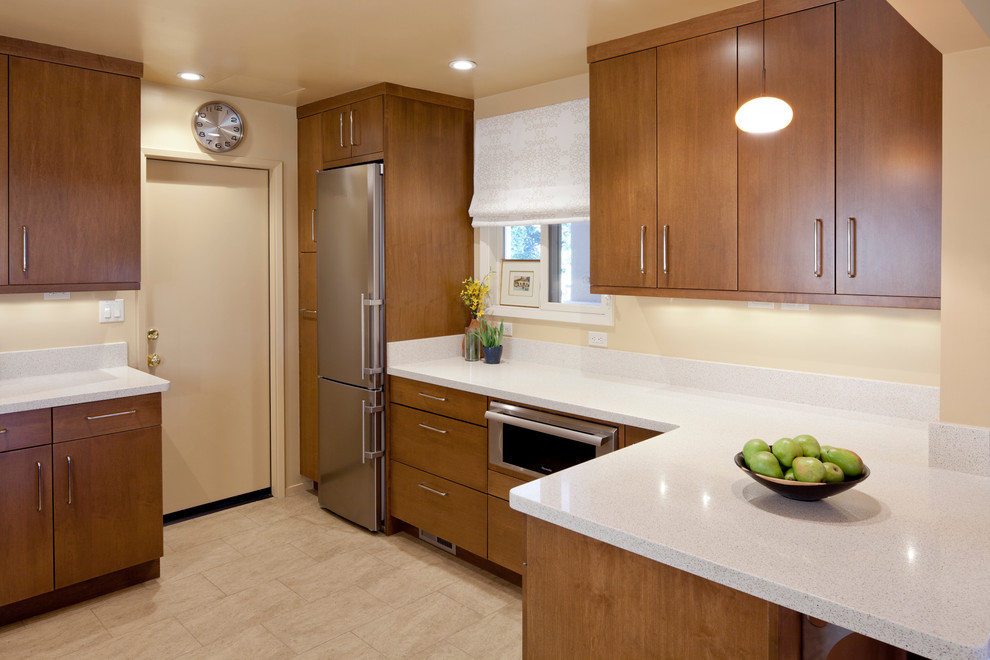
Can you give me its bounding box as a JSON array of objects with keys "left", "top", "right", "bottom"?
[
  {"left": 360, "top": 294, "right": 384, "bottom": 380},
  {"left": 361, "top": 401, "right": 385, "bottom": 464}
]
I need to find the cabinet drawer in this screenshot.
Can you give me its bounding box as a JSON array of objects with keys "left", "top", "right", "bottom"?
[
  {"left": 53, "top": 394, "right": 162, "bottom": 443},
  {"left": 390, "top": 404, "right": 487, "bottom": 491},
  {"left": 389, "top": 461, "right": 486, "bottom": 557},
  {"left": 488, "top": 469, "right": 529, "bottom": 500},
  {"left": 0, "top": 408, "right": 52, "bottom": 453},
  {"left": 488, "top": 496, "right": 525, "bottom": 574},
  {"left": 389, "top": 376, "right": 487, "bottom": 425}
]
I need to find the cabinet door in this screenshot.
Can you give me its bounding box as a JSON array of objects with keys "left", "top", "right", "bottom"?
[
  {"left": 299, "top": 251, "right": 319, "bottom": 482},
  {"left": 349, "top": 96, "right": 384, "bottom": 158},
  {"left": 8, "top": 57, "right": 140, "bottom": 287},
  {"left": 836, "top": 0, "right": 941, "bottom": 298},
  {"left": 321, "top": 106, "right": 352, "bottom": 163},
  {"left": 1, "top": 54, "right": 7, "bottom": 287},
  {"left": 658, "top": 29, "right": 738, "bottom": 291},
  {"left": 738, "top": 6, "right": 835, "bottom": 294},
  {"left": 0, "top": 446, "right": 54, "bottom": 607},
  {"left": 53, "top": 427, "right": 163, "bottom": 588},
  {"left": 590, "top": 49, "right": 658, "bottom": 288},
  {"left": 298, "top": 114, "right": 321, "bottom": 253}
]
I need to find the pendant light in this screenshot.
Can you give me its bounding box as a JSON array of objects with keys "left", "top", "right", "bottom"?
[{"left": 735, "top": 1, "right": 793, "bottom": 133}]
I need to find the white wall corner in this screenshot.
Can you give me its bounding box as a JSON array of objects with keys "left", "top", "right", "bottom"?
[{"left": 928, "top": 421, "right": 990, "bottom": 477}]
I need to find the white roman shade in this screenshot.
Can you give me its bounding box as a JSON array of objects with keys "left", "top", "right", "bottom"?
[{"left": 469, "top": 98, "right": 590, "bottom": 228}]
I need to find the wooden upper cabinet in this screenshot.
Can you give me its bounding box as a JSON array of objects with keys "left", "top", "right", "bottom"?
[
  {"left": 658, "top": 29, "right": 738, "bottom": 291},
  {"left": 298, "top": 114, "right": 321, "bottom": 253},
  {"left": 836, "top": 0, "right": 941, "bottom": 298},
  {"left": 590, "top": 49, "right": 658, "bottom": 289},
  {"left": 0, "top": 55, "right": 7, "bottom": 287},
  {"left": 7, "top": 57, "right": 140, "bottom": 287},
  {"left": 738, "top": 5, "right": 835, "bottom": 295},
  {"left": 321, "top": 96, "right": 385, "bottom": 164}
]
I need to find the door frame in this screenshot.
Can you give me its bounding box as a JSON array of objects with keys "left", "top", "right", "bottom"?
[{"left": 138, "top": 148, "right": 286, "bottom": 498}]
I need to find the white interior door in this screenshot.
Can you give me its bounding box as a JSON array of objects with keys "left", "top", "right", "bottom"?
[{"left": 142, "top": 158, "right": 271, "bottom": 515}]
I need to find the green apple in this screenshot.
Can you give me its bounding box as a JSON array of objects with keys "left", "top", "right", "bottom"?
[
  {"left": 792, "top": 456, "right": 826, "bottom": 483},
  {"left": 771, "top": 438, "right": 803, "bottom": 468},
  {"left": 749, "top": 451, "right": 784, "bottom": 479},
  {"left": 743, "top": 439, "right": 771, "bottom": 466},
  {"left": 793, "top": 434, "right": 821, "bottom": 459},
  {"left": 822, "top": 462, "right": 845, "bottom": 483}
]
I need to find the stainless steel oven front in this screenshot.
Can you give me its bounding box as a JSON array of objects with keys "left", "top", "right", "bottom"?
[{"left": 486, "top": 401, "right": 617, "bottom": 479}]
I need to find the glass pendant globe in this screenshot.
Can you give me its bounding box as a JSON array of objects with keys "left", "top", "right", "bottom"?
[{"left": 735, "top": 96, "right": 794, "bottom": 133}]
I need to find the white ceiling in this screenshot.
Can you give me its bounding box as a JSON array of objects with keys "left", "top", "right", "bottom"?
[{"left": 1, "top": 0, "right": 985, "bottom": 107}]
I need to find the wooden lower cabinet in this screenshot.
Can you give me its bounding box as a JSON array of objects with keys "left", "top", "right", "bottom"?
[
  {"left": 0, "top": 446, "right": 54, "bottom": 607},
  {"left": 389, "top": 404, "right": 487, "bottom": 491},
  {"left": 487, "top": 497, "right": 525, "bottom": 574},
  {"left": 52, "top": 427, "right": 163, "bottom": 588},
  {"left": 299, "top": 251, "right": 318, "bottom": 482}
]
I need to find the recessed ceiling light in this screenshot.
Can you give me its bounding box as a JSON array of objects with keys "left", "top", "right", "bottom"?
[
  {"left": 449, "top": 60, "right": 477, "bottom": 71},
  {"left": 177, "top": 72, "right": 204, "bottom": 81}
]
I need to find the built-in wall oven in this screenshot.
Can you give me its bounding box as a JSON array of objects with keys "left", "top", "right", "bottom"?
[{"left": 486, "top": 401, "right": 618, "bottom": 479}]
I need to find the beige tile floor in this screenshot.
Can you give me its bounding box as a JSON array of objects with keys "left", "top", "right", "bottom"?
[{"left": 0, "top": 491, "right": 523, "bottom": 659}]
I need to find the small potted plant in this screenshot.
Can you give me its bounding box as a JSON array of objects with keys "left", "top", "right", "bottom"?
[{"left": 473, "top": 318, "right": 505, "bottom": 364}]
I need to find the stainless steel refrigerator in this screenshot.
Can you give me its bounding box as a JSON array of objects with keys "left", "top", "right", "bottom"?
[{"left": 316, "top": 163, "right": 385, "bottom": 532}]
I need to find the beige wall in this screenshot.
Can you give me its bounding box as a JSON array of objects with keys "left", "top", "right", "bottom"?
[
  {"left": 940, "top": 46, "right": 990, "bottom": 426},
  {"left": 0, "top": 291, "right": 138, "bottom": 356},
  {"left": 474, "top": 76, "right": 942, "bottom": 387}
]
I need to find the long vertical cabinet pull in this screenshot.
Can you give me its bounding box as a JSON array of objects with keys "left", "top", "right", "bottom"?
[
  {"left": 339, "top": 112, "right": 345, "bottom": 148},
  {"left": 639, "top": 226, "right": 646, "bottom": 274},
  {"left": 311, "top": 209, "right": 317, "bottom": 243},
  {"left": 662, "top": 225, "right": 669, "bottom": 275},
  {"left": 37, "top": 462, "right": 43, "bottom": 512},
  {"left": 66, "top": 456, "right": 73, "bottom": 504},
  {"left": 813, "top": 219, "right": 823, "bottom": 277},
  {"left": 22, "top": 226, "right": 28, "bottom": 272},
  {"left": 349, "top": 110, "right": 355, "bottom": 146},
  {"left": 847, "top": 217, "right": 856, "bottom": 278}
]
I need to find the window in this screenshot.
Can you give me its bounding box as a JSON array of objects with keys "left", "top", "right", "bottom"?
[{"left": 481, "top": 224, "right": 613, "bottom": 326}]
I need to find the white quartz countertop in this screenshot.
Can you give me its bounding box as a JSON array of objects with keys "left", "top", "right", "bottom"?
[
  {"left": 0, "top": 343, "right": 169, "bottom": 414},
  {"left": 389, "top": 344, "right": 988, "bottom": 660}
]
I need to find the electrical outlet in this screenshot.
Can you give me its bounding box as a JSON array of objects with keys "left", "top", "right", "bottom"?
[
  {"left": 588, "top": 331, "right": 608, "bottom": 348},
  {"left": 502, "top": 322, "right": 513, "bottom": 337}
]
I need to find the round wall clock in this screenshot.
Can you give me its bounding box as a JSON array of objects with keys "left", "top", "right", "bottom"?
[{"left": 192, "top": 101, "right": 245, "bottom": 153}]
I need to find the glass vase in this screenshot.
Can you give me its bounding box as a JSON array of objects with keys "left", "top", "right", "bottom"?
[{"left": 464, "top": 327, "right": 481, "bottom": 362}]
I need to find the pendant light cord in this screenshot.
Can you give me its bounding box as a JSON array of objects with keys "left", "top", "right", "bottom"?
[{"left": 761, "top": 0, "right": 767, "bottom": 96}]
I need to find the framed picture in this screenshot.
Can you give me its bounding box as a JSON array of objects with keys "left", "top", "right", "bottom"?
[{"left": 500, "top": 259, "right": 540, "bottom": 308}]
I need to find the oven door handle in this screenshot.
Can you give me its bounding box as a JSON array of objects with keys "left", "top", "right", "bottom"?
[{"left": 484, "top": 410, "right": 606, "bottom": 447}]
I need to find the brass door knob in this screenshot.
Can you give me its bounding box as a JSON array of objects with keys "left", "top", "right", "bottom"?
[
  {"left": 148, "top": 353, "right": 161, "bottom": 368},
  {"left": 147, "top": 328, "right": 160, "bottom": 341}
]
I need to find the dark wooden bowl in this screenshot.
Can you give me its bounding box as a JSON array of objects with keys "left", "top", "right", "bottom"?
[{"left": 734, "top": 452, "right": 870, "bottom": 502}]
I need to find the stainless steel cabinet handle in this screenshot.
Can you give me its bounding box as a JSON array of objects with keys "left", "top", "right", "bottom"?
[
  {"left": 418, "top": 423, "right": 449, "bottom": 435},
  {"left": 359, "top": 294, "right": 384, "bottom": 379},
  {"left": 361, "top": 400, "right": 384, "bottom": 465},
  {"left": 417, "top": 392, "right": 447, "bottom": 402},
  {"left": 85, "top": 409, "right": 136, "bottom": 420},
  {"left": 639, "top": 225, "right": 646, "bottom": 274},
  {"left": 417, "top": 483, "right": 448, "bottom": 497},
  {"left": 339, "top": 112, "right": 345, "bottom": 148},
  {"left": 311, "top": 209, "right": 316, "bottom": 243},
  {"left": 662, "top": 225, "right": 669, "bottom": 275},
  {"left": 349, "top": 109, "right": 355, "bottom": 146},
  {"left": 21, "top": 226, "right": 28, "bottom": 272},
  {"left": 37, "top": 462, "right": 43, "bottom": 512},
  {"left": 0, "top": 427, "right": 7, "bottom": 434},
  {"left": 299, "top": 308, "right": 318, "bottom": 318},
  {"left": 66, "top": 456, "right": 73, "bottom": 505},
  {"left": 813, "top": 219, "right": 823, "bottom": 277},
  {"left": 485, "top": 410, "right": 607, "bottom": 447},
  {"left": 847, "top": 217, "right": 856, "bottom": 278}
]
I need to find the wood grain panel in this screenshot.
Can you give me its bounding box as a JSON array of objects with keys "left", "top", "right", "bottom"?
[
  {"left": 53, "top": 427, "right": 163, "bottom": 588},
  {"left": 622, "top": 425, "right": 661, "bottom": 448},
  {"left": 297, "top": 114, "right": 321, "bottom": 253},
  {"left": 766, "top": 0, "right": 834, "bottom": 18},
  {"left": 7, "top": 58, "right": 140, "bottom": 287},
  {"left": 390, "top": 405, "right": 487, "bottom": 491},
  {"left": 488, "top": 469, "right": 529, "bottom": 500},
  {"left": 836, "top": 0, "right": 941, "bottom": 298},
  {"left": 0, "top": 55, "right": 7, "bottom": 287},
  {"left": 389, "top": 460, "right": 487, "bottom": 558},
  {"left": 0, "top": 36, "right": 142, "bottom": 77},
  {"left": 321, "top": 106, "right": 351, "bottom": 163},
  {"left": 658, "top": 29, "right": 738, "bottom": 291},
  {"left": 299, "top": 251, "right": 318, "bottom": 482},
  {"left": 350, "top": 95, "right": 384, "bottom": 158},
  {"left": 297, "top": 83, "right": 472, "bottom": 120},
  {"left": 0, "top": 408, "right": 51, "bottom": 453},
  {"left": 383, "top": 96, "right": 474, "bottom": 342},
  {"left": 590, "top": 49, "right": 658, "bottom": 289},
  {"left": 0, "top": 446, "right": 54, "bottom": 607},
  {"left": 488, "top": 497, "right": 525, "bottom": 574},
  {"left": 588, "top": 2, "right": 761, "bottom": 63},
  {"left": 524, "top": 518, "right": 778, "bottom": 659},
  {"left": 389, "top": 377, "right": 488, "bottom": 425},
  {"left": 52, "top": 394, "right": 161, "bottom": 443},
  {"left": 737, "top": 6, "right": 835, "bottom": 295}
]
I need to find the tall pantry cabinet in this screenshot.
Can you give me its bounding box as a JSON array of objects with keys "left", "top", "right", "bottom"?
[{"left": 296, "top": 84, "right": 474, "bottom": 482}]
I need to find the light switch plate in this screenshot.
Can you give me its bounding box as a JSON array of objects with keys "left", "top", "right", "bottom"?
[
  {"left": 99, "top": 299, "right": 125, "bottom": 323},
  {"left": 502, "top": 322, "right": 513, "bottom": 337}
]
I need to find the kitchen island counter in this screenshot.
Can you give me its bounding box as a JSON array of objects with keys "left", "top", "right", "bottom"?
[{"left": 389, "top": 338, "right": 988, "bottom": 660}]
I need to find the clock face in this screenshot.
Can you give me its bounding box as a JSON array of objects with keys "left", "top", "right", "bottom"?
[{"left": 192, "top": 101, "right": 244, "bottom": 153}]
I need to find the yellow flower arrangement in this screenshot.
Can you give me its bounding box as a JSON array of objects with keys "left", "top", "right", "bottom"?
[{"left": 460, "top": 274, "right": 492, "bottom": 319}]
